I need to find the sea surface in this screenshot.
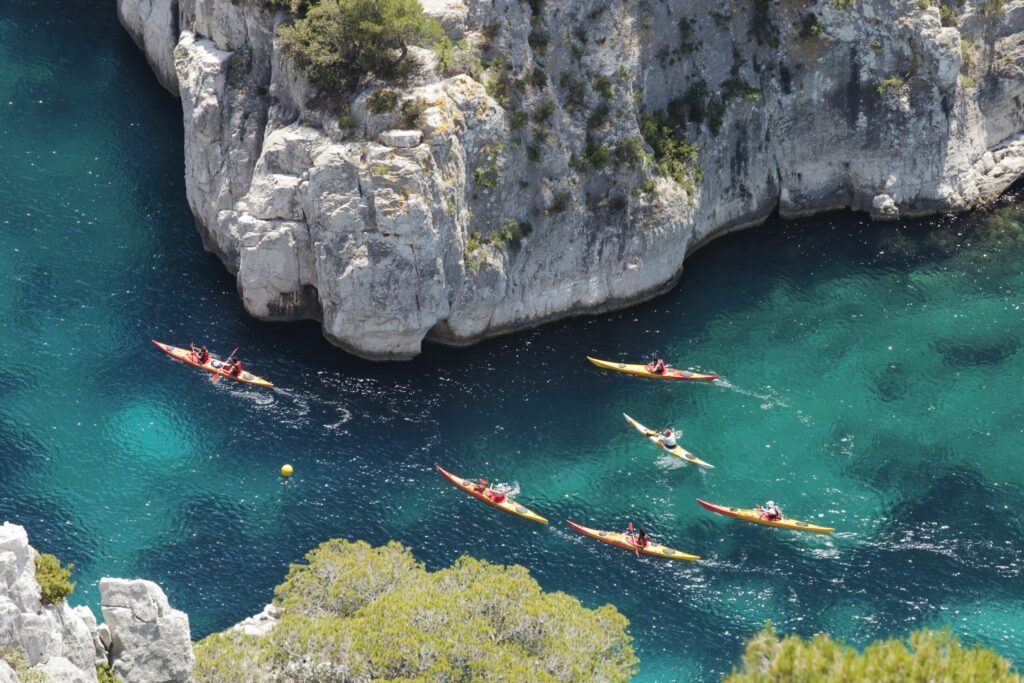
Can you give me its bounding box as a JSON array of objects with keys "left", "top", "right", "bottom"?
[{"left": 3, "top": 1, "right": 1024, "bottom": 680}]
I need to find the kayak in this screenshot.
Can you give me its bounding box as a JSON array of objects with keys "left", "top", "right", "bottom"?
[
  {"left": 566, "top": 521, "right": 699, "bottom": 561},
  {"left": 151, "top": 340, "right": 274, "bottom": 388},
  {"left": 696, "top": 499, "right": 834, "bottom": 534},
  {"left": 435, "top": 465, "right": 548, "bottom": 524},
  {"left": 623, "top": 414, "right": 714, "bottom": 469},
  {"left": 586, "top": 356, "right": 717, "bottom": 381}
]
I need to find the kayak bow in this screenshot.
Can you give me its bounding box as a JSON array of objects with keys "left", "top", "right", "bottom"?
[
  {"left": 623, "top": 414, "right": 714, "bottom": 469},
  {"left": 696, "top": 499, "right": 834, "bottom": 534},
  {"left": 436, "top": 465, "right": 548, "bottom": 524},
  {"left": 586, "top": 356, "right": 717, "bottom": 381},
  {"left": 151, "top": 340, "right": 274, "bottom": 388},
  {"left": 566, "top": 520, "right": 699, "bottom": 561}
]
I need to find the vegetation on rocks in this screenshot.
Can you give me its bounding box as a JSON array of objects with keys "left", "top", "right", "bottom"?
[
  {"left": 193, "top": 539, "right": 635, "bottom": 681},
  {"left": 725, "top": 625, "right": 1022, "bottom": 682},
  {"left": 278, "top": 0, "right": 443, "bottom": 90},
  {"left": 641, "top": 113, "right": 702, "bottom": 196},
  {"left": 34, "top": 552, "right": 74, "bottom": 606}
]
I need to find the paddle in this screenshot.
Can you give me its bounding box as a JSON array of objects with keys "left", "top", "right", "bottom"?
[
  {"left": 627, "top": 522, "right": 640, "bottom": 558},
  {"left": 211, "top": 346, "right": 239, "bottom": 383}
]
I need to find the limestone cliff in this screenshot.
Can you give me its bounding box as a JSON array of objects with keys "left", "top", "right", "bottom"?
[
  {"left": 120, "top": 0, "right": 1024, "bottom": 359},
  {"left": 0, "top": 523, "right": 192, "bottom": 683}
]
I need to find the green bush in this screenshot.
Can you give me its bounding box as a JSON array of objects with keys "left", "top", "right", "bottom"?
[
  {"left": 474, "top": 165, "right": 500, "bottom": 189},
  {"left": 35, "top": 553, "right": 74, "bottom": 606},
  {"left": 547, "top": 191, "right": 573, "bottom": 214},
  {"left": 721, "top": 79, "right": 761, "bottom": 103},
  {"left": 939, "top": 2, "right": 958, "bottom": 26},
  {"left": 584, "top": 142, "right": 611, "bottom": 170},
  {"left": 278, "top": 0, "right": 443, "bottom": 90},
  {"left": 533, "top": 100, "right": 556, "bottom": 123},
  {"left": 586, "top": 102, "right": 610, "bottom": 129},
  {"left": 641, "top": 113, "right": 702, "bottom": 195},
  {"left": 593, "top": 74, "right": 613, "bottom": 99},
  {"left": 96, "top": 664, "right": 122, "bottom": 683},
  {"left": 400, "top": 97, "right": 424, "bottom": 127},
  {"left": 877, "top": 75, "right": 907, "bottom": 96},
  {"left": 725, "top": 625, "right": 1023, "bottom": 682},
  {"left": 367, "top": 88, "right": 400, "bottom": 113},
  {"left": 615, "top": 136, "right": 648, "bottom": 167},
  {"left": 608, "top": 195, "right": 627, "bottom": 212},
  {"left": 980, "top": 0, "right": 1005, "bottom": 15},
  {"left": 195, "top": 539, "right": 635, "bottom": 682},
  {"left": 509, "top": 110, "right": 529, "bottom": 130}
]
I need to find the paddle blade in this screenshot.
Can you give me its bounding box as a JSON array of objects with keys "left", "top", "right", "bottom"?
[{"left": 210, "top": 372, "right": 219, "bottom": 383}]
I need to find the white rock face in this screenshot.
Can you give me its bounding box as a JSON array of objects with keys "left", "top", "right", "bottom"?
[
  {"left": 230, "top": 602, "right": 280, "bottom": 637},
  {"left": 120, "top": 0, "right": 1024, "bottom": 359},
  {"left": 0, "top": 523, "right": 193, "bottom": 683},
  {"left": 0, "top": 523, "right": 99, "bottom": 682},
  {"left": 100, "top": 579, "right": 193, "bottom": 683}
]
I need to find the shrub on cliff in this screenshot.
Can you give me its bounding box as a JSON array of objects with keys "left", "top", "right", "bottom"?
[
  {"left": 194, "top": 539, "right": 636, "bottom": 682},
  {"left": 725, "top": 624, "right": 1022, "bottom": 682},
  {"left": 34, "top": 552, "right": 74, "bottom": 606},
  {"left": 278, "top": 0, "right": 443, "bottom": 90}
]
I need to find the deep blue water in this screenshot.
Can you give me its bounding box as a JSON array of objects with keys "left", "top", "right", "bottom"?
[{"left": 3, "top": 1, "right": 1024, "bottom": 680}]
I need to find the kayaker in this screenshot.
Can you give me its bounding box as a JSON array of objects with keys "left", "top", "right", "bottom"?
[
  {"left": 636, "top": 527, "right": 650, "bottom": 548},
  {"left": 226, "top": 358, "right": 244, "bottom": 377},
  {"left": 647, "top": 358, "right": 667, "bottom": 374},
  {"left": 190, "top": 343, "right": 210, "bottom": 365},
  {"left": 661, "top": 428, "right": 678, "bottom": 449},
  {"left": 473, "top": 478, "right": 489, "bottom": 494},
  {"left": 758, "top": 501, "right": 782, "bottom": 521}
]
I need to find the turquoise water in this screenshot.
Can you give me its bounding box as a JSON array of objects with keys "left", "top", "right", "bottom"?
[{"left": 4, "top": 0, "right": 1024, "bottom": 680}]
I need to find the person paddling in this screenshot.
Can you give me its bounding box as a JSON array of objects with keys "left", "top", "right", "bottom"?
[
  {"left": 190, "top": 342, "right": 210, "bottom": 365},
  {"left": 635, "top": 527, "right": 650, "bottom": 548},
  {"left": 646, "top": 358, "right": 667, "bottom": 374},
  {"left": 660, "top": 428, "right": 679, "bottom": 449},
  {"left": 757, "top": 500, "right": 783, "bottom": 521}
]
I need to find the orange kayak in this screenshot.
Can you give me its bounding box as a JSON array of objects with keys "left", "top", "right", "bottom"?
[
  {"left": 436, "top": 465, "right": 547, "bottom": 524},
  {"left": 586, "top": 356, "right": 717, "bottom": 381},
  {"left": 565, "top": 520, "right": 699, "bottom": 561},
  {"left": 696, "top": 499, "right": 834, "bottom": 533},
  {"left": 152, "top": 340, "right": 273, "bottom": 388}
]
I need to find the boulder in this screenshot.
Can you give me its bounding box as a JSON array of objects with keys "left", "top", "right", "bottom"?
[
  {"left": 379, "top": 129, "right": 424, "bottom": 148},
  {"left": 871, "top": 193, "right": 900, "bottom": 220},
  {"left": 30, "top": 656, "right": 93, "bottom": 683},
  {"left": 100, "top": 579, "right": 193, "bottom": 683},
  {"left": 230, "top": 602, "right": 280, "bottom": 637}
]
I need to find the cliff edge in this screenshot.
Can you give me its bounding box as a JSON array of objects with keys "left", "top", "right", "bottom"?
[
  {"left": 0, "top": 522, "right": 192, "bottom": 683},
  {"left": 120, "top": 0, "right": 1024, "bottom": 358}
]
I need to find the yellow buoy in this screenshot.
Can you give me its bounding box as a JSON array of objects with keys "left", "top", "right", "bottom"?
[{"left": 280, "top": 464, "right": 293, "bottom": 478}]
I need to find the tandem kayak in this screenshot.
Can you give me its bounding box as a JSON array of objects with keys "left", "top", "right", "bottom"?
[
  {"left": 586, "top": 356, "right": 717, "bottom": 381},
  {"left": 696, "top": 499, "right": 834, "bottom": 534},
  {"left": 151, "top": 340, "right": 274, "bottom": 388},
  {"left": 436, "top": 465, "right": 548, "bottom": 524},
  {"left": 623, "top": 414, "right": 714, "bottom": 469},
  {"left": 566, "top": 521, "right": 699, "bottom": 561}
]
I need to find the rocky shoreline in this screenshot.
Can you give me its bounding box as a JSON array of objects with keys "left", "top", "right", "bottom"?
[
  {"left": 0, "top": 523, "right": 193, "bottom": 683},
  {"left": 118, "top": 0, "right": 1024, "bottom": 359}
]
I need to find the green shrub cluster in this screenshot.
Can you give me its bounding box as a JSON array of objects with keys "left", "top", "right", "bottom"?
[
  {"left": 35, "top": 552, "right": 74, "bottom": 606},
  {"left": 278, "top": 0, "right": 443, "bottom": 90},
  {"left": 877, "top": 75, "right": 908, "bottom": 96},
  {"left": 434, "top": 36, "right": 482, "bottom": 79},
  {"left": 367, "top": 87, "right": 399, "bottom": 113},
  {"left": 615, "top": 136, "right": 649, "bottom": 168},
  {"left": 547, "top": 191, "right": 573, "bottom": 214},
  {"left": 640, "top": 113, "right": 702, "bottom": 196},
  {"left": 725, "top": 625, "right": 1023, "bottom": 682},
  {"left": 194, "top": 539, "right": 634, "bottom": 681},
  {"left": 721, "top": 79, "right": 762, "bottom": 103}
]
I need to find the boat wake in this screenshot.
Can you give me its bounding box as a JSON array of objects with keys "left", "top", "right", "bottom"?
[{"left": 714, "top": 378, "right": 790, "bottom": 410}]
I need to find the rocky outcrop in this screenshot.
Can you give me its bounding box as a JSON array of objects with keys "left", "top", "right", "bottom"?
[
  {"left": 119, "top": 0, "right": 1024, "bottom": 359},
  {"left": 229, "top": 602, "right": 280, "bottom": 637},
  {"left": 0, "top": 523, "right": 192, "bottom": 683},
  {"left": 100, "top": 579, "right": 193, "bottom": 683}
]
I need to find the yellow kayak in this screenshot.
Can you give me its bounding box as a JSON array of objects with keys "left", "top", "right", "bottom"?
[
  {"left": 696, "top": 499, "right": 834, "bottom": 534},
  {"left": 586, "top": 356, "right": 717, "bottom": 381},
  {"left": 152, "top": 340, "right": 274, "bottom": 388},
  {"left": 623, "top": 414, "right": 714, "bottom": 469},
  {"left": 566, "top": 521, "right": 699, "bottom": 561},
  {"left": 436, "top": 465, "right": 548, "bottom": 524}
]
